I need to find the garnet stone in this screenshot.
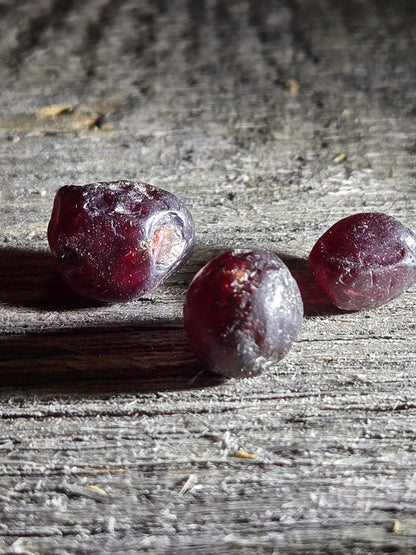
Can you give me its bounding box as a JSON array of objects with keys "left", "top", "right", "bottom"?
[
  {"left": 184, "top": 249, "right": 303, "bottom": 378},
  {"left": 308, "top": 212, "right": 416, "bottom": 310},
  {"left": 48, "top": 180, "right": 195, "bottom": 302}
]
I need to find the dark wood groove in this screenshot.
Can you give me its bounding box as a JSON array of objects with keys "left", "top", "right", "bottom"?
[
  {"left": 285, "top": 0, "right": 320, "bottom": 65},
  {"left": 81, "top": 0, "right": 127, "bottom": 78},
  {"left": 183, "top": 0, "right": 206, "bottom": 61},
  {"left": 7, "top": 0, "right": 81, "bottom": 68},
  {"left": 247, "top": 0, "right": 285, "bottom": 83}
]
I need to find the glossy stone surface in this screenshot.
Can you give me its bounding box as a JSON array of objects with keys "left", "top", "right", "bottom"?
[
  {"left": 183, "top": 249, "right": 303, "bottom": 378},
  {"left": 48, "top": 181, "right": 195, "bottom": 302},
  {"left": 308, "top": 212, "right": 416, "bottom": 311}
]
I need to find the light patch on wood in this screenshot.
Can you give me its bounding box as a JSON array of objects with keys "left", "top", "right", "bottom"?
[
  {"left": 0, "top": 104, "right": 103, "bottom": 134},
  {"left": 85, "top": 466, "right": 126, "bottom": 473},
  {"left": 36, "top": 104, "right": 74, "bottom": 118}
]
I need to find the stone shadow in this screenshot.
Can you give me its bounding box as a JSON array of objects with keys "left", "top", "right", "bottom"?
[
  {"left": 0, "top": 324, "right": 224, "bottom": 394},
  {"left": 278, "top": 253, "right": 345, "bottom": 317},
  {"left": 0, "top": 246, "right": 225, "bottom": 393},
  {"left": 0, "top": 247, "right": 104, "bottom": 310}
]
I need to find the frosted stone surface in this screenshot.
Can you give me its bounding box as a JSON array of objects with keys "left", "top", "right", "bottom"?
[
  {"left": 308, "top": 213, "right": 416, "bottom": 311},
  {"left": 48, "top": 181, "right": 195, "bottom": 302},
  {"left": 184, "top": 249, "right": 303, "bottom": 378}
]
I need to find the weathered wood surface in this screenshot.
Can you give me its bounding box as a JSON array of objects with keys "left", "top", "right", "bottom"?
[{"left": 0, "top": 0, "right": 416, "bottom": 553}]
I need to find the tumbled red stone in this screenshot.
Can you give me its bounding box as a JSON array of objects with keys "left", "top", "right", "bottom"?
[
  {"left": 308, "top": 212, "right": 416, "bottom": 310},
  {"left": 48, "top": 180, "right": 195, "bottom": 302},
  {"left": 184, "top": 249, "right": 303, "bottom": 378}
]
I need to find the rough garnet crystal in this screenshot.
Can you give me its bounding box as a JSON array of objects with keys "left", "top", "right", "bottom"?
[
  {"left": 308, "top": 212, "right": 416, "bottom": 311},
  {"left": 48, "top": 180, "right": 195, "bottom": 302},
  {"left": 183, "top": 249, "right": 303, "bottom": 378}
]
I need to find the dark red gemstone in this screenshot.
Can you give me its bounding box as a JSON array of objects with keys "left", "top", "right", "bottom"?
[
  {"left": 183, "top": 249, "right": 303, "bottom": 378},
  {"left": 48, "top": 181, "right": 195, "bottom": 301},
  {"left": 308, "top": 212, "right": 416, "bottom": 310}
]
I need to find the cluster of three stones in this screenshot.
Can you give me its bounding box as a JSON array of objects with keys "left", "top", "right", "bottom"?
[{"left": 48, "top": 181, "right": 416, "bottom": 378}]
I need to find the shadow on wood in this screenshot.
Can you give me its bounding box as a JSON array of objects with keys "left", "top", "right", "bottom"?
[
  {"left": 0, "top": 326, "right": 224, "bottom": 394},
  {"left": 277, "top": 253, "right": 344, "bottom": 318},
  {"left": 0, "top": 248, "right": 224, "bottom": 393},
  {"left": 0, "top": 247, "right": 339, "bottom": 395},
  {"left": 0, "top": 247, "right": 105, "bottom": 310}
]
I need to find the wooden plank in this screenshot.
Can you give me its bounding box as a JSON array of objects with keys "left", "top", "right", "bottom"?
[{"left": 0, "top": 0, "right": 416, "bottom": 552}]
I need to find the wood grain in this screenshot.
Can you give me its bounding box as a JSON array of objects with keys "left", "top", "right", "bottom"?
[{"left": 0, "top": 0, "right": 415, "bottom": 552}]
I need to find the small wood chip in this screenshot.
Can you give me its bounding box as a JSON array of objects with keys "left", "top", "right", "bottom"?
[
  {"left": 283, "top": 79, "right": 299, "bottom": 93},
  {"left": 88, "top": 484, "right": 107, "bottom": 496},
  {"left": 234, "top": 448, "right": 256, "bottom": 460},
  {"left": 333, "top": 153, "right": 347, "bottom": 163},
  {"left": 391, "top": 520, "right": 402, "bottom": 533}
]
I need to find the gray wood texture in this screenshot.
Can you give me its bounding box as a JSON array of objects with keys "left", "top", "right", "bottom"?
[{"left": 0, "top": 0, "right": 415, "bottom": 552}]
